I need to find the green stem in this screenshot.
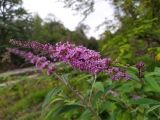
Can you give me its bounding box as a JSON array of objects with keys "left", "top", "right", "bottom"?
[
  {"left": 89, "top": 75, "right": 97, "bottom": 103},
  {"left": 53, "top": 73, "right": 101, "bottom": 120}
]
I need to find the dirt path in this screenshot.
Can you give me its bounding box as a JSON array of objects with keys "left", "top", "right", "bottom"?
[
  {"left": 0, "top": 67, "right": 38, "bottom": 78},
  {"left": 0, "top": 74, "right": 38, "bottom": 87},
  {"left": 0, "top": 67, "right": 38, "bottom": 87},
  {"left": 0, "top": 62, "right": 61, "bottom": 87}
]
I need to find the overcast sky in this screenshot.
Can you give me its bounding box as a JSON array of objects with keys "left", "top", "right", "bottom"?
[{"left": 23, "top": 0, "right": 114, "bottom": 38}]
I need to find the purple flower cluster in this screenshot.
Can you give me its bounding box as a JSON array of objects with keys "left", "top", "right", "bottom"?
[
  {"left": 107, "top": 67, "right": 130, "bottom": 80},
  {"left": 9, "top": 40, "right": 130, "bottom": 80},
  {"left": 10, "top": 40, "right": 110, "bottom": 74},
  {"left": 10, "top": 39, "right": 53, "bottom": 54},
  {"left": 50, "top": 42, "right": 111, "bottom": 74},
  {"left": 135, "top": 61, "right": 145, "bottom": 78},
  {"left": 135, "top": 61, "right": 144, "bottom": 69},
  {"left": 8, "top": 48, "right": 55, "bottom": 75}
]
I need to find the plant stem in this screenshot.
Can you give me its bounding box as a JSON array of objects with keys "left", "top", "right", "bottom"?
[
  {"left": 54, "top": 73, "right": 101, "bottom": 120},
  {"left": 89, "top": 75, "right": 97, "bottom": 103},
  {"left": 138, "top": 69, "right": 144, "bottom": 84}
]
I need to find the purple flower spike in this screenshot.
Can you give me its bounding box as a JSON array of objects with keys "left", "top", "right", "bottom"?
[
  {"left": 10, "top": 39, "right": 53, "bottom": 54},
  {"left": 50, "top": 42, "right": 110, "bottom": 74},
  {"left": 135, "top": 61, "right": 144, "bottom": 69},
  {"left": 47, "top": 64, "right": 56, "bottom": 75},
  {"left": 8, "top": 48, "right": 55, "bottom": 75},
  {"left": 9, "top": 40, "right": 130, "bottom": 80},
  {"left": 135, "top": 61, "right": 145, "bottom": 78},
  {"left": 107, "top": 67, "right": 130, "bottom": 80}
]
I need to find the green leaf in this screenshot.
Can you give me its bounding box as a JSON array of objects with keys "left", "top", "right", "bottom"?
[
  {"left": 50, "top": 97, "right": 64, "bottom": 105},
  {"left": 127, "top": 66, "right": 138, "bottom": 73},
  {"left": 146, "top": 105, "right": 160, "bottom": 114},
  {"left": 101, "top": 101, "right": 117, "bottom": 113},
  {"left": 61, "top": 74, "right": 69, "bottom": 85},
  {"left": 45, "top": 103, "right": 83, "bottom": 120},
  {"left": 145, "top": 67, "right": 160, "bottom": 77},
  {"left": 136, "top": 114, "right": 144, "bottom": 120},
  {"left": 92, "top": 91, "right": 103, "bottom": 108},
  {"left": 117, "top": 81, "right": 141, "bottom": 93},
  {"left": 154, "top": 67, "right": 160, "bottom": 73},
  {"left": 45, "top": 102, "right": 64, "bottom": 120},
  {"left": 58, "top": 103, "right": 83, "bottom": 114},
  {"left": 116, "top": 110, "right": 131, "bottom": 120},
  {"left": 125, "top": 66, "right": 139, "bottom": 81},
  {"left": 145, "top": 72, "right": 160, "bottom": 77},
  {"left": 78, "top": 110, "right": 92, "bottom": 120},
  {"left": 93, "top": 82, "right": 104, "bottom": 92},
  {"left": 144, "top": 76, "right": 160, "bottom": 92},
  {"left": 129, "top": 98, "right": 160, "bottom": 105},
  {"left": 42, "top": 87, "right": 62, "bottom": 109},
  {"left": 127, "top": 70, "right": 139, "bottom": 81}
]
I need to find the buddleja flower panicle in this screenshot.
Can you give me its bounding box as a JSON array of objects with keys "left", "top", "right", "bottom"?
[
  {"left": 135, "top": 61, "right": 145, "bottom": 69},
  {"left": 8, "top": 48, "right": 55, "bottom": 75},
  {"left": 9, "top": 40, "right": 130, "bottom": 80},
  {"left": 10, "top": 39, "right": 54, "bottom": 54}
]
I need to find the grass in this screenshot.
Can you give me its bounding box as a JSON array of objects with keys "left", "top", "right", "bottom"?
[
  {"left": 0, "top": 64, "right": 92, "bottom": 120},
  {"left": 0, "top": 74, "right": 57, "bottom": 120}
]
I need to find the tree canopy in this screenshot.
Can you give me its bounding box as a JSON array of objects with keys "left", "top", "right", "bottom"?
[
  {"left": 0, "top": 0, "right": 31, "bottom": 44},
  {"left": 58, "top": 0, "right": 160, "bottom": 69}
]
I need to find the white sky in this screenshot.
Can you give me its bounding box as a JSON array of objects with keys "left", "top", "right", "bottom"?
[{"left": 23, "top": 0, "right": 115, "bottom": 39}]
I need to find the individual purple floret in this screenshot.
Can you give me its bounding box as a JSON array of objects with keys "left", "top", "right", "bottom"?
[{"left": 8, "top": 48, "right": 55, "bottom": 75}]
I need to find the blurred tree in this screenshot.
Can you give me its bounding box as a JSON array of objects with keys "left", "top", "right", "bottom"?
[
  {"left": 87, "top": 37, "right": 98, "bottom": 50},
  {"left": 0, "top": 0, "right": 31, "bottom": 45},
  {"left": 31, "top": 14, "right": 45, "bottom": 41},
  {"left": 58, "top": 0, "right": 95, "bottom": 21},
  {"left": 31, "top": 14, "right": 89, "bottom": 45},
  {"left": 100, "top": 0, "right": 160, "bottom": 64},
  {"left": 0, "top": 0, "right": 33, "bottom": 70},
  {"left": 60, "top": 0, "right": 160, "bottom": 65}
]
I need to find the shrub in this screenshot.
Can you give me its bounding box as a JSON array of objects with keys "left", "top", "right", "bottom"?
[{"left": 8, "top": 40, "right": 160, "bottom": 120}]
